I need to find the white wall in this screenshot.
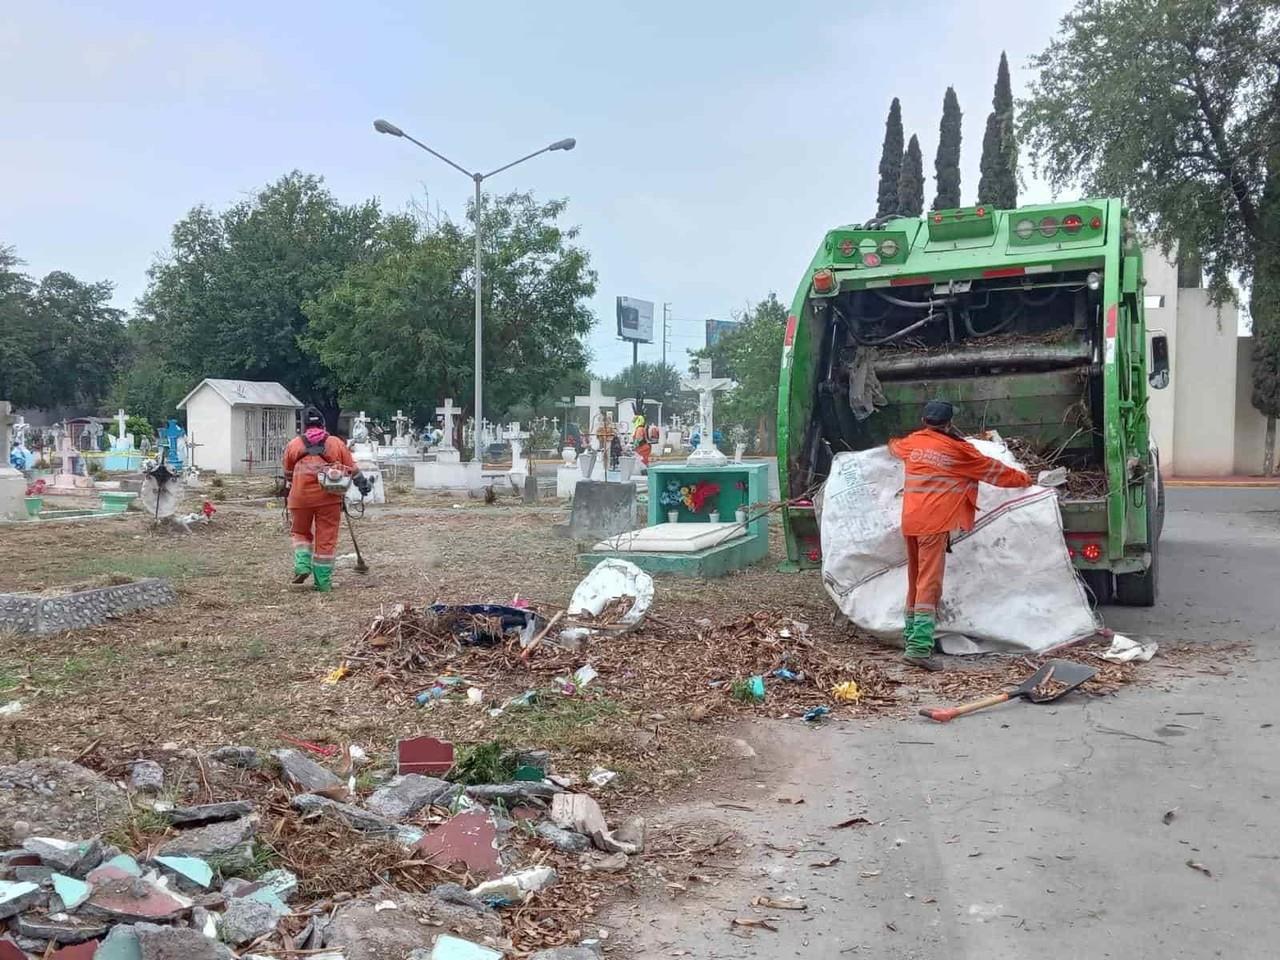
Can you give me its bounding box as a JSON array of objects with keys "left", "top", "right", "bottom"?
[
  {"left": 1171, "top": 290, "right": 1238, "bottom": 476},
  {"left": 184, "top": 388, "right": 232, "bottom": 474},
  {"left": 1142, "top": 248, "right": 1179, "bottom": 475},
  {"left": 1235, "top": 337, "right": 1270, "bottom": 475},
  {"left": 229, "top": 408, "right": 248, "bottom": 475}
]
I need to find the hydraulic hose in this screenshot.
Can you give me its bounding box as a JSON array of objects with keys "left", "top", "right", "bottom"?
[
  {"left": 963, "top": 304, "right": 1020, "bottom": 338},
  {"left": 852, "top": 310, "right": 942, "bottom": 346},
  {"left": 872, "top": 289, "right": 935, "bottom": 311}
]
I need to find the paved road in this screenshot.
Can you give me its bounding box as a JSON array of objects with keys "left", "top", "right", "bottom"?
[{"left": 629, "top": 488, "right": 1280, "bottom": 959}]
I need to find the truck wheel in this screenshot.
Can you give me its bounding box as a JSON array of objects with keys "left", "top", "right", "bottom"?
[
  {"left": 1080, "top": 570, "right": 1113, "bottom": 606},
  {"left": 1115, "top": 486, "right": 1159, "bottom": 606}
]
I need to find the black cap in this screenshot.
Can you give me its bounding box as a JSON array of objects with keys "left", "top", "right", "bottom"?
[
  {"left": 923, "top": 400, "right": 954, "bottom": 425},
  {"left": 303, "top": 408, "right": 326, "bottom": 428}
]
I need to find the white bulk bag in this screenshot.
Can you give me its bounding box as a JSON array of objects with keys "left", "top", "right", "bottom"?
[{"left": 819, "top": 440, "right": 1098, "bottom": 655}]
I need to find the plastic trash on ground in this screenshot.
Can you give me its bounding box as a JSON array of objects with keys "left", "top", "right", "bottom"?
[
  {"left": 558, "top": 559, "right": 655, "bottom": 647},
  {"left": 469, "top": 866, "right": 558, "bottom": 906},
  {"left": 1099, "top": 632, "right": 1158, "bottom": 663},
  {"left": 587, "top": 766, "right": 618, "bottom": 787}
]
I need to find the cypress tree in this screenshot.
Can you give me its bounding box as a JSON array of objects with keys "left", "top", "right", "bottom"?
[
  {"left": 897, "top": 135, "right": 924, "bottom": 217},
  {"left": 931, "top": 87, "right": 963, "bottom": 210},
  {"left": 978, "top": 52, "right": 1019, "bottom": 208},
  {"left": 875, "top": 98, "right": 904, "bottom": 218},
  {"left": 977, "top": 112, "right": 1003, "bottom": 206}
]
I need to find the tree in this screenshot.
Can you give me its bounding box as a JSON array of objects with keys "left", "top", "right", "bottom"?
[
  {"left": 897, "top": 135, "right": 924, "bottom": 217},
  {"left": 977, "top": 52, "right": 1019, "bottom": 208},
  {"left": 1021, "top": 0, "right": 1280, "bottom": 472},
  {"left": 306, "top": 191, "right": 596, "bottom": 437},
  {"left": 0, "top": 245, "right": 127, "bottom": 411},
  {"left": 134, "top": 171, "right": 386, "bottom": 426},
  {"left": 602, "top": 361, "right": 684, "bottom": 414},
  {"left": 932, "top": 87, "right": 963, "bottom": 210},
  {"left": 0, "top": 247, "right": 37, "bottom": 405},
  {"left": 875, "top": 98, "right": 905, "bottom": 219},
  {"left": 693, "top": 293, "right": 788, "bottom": 452}
]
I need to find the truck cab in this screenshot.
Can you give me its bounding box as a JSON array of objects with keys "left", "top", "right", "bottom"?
[{"left": 777, "top": 199, "right": 1168, "bottom": 605}]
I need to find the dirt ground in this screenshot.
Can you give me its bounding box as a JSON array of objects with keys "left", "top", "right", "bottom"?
[{"left": 0, "top": 483, "right": 1232, "bottom": 954}]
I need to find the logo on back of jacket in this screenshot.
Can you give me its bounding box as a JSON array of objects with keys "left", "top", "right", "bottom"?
[{"left": 909, "top": 449, "right": 956, "bottom": 469}]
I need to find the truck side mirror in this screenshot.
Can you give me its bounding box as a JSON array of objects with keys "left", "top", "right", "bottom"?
[{"left": 1149, "top": 332, "right": 1170, "bottom": 389}]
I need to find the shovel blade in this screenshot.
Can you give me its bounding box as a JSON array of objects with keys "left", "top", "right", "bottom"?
[{"left": 1011, "top": 659, "right": 1097, "bottom": 703}]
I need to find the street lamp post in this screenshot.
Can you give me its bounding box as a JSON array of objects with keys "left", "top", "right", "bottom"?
[{"left": 373, "top": 119, "right": 575, "bottom": 461}]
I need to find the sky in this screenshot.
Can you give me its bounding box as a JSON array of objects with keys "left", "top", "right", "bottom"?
[{"left": 0, "top": 0, "right": 1076, "bottom": 376}]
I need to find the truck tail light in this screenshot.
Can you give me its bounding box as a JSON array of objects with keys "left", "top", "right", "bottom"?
[
  {"left": 878, "top": 239, "right": 899, "bottom": 257},
  {"left": 1039, "top": 216, "right": 1059, "bottom": 237},
  {"left": 1081, "top": 543, "right": 1103, "bottom": 562},
  {"left": 1090, "top": 216, "right": 1102, "bottom": 230},
  {"left": 812, "top": 269, "right": 836, "bottom": 294},
  {"left": 862, "top": 252, "right": 881, "bottom": 268},
  {"left": 1062, "top": 214, "right": 1083, "bottom": 234},
  {"left": 1014, "top": 218, "right": 1035, "bottom": 239}
]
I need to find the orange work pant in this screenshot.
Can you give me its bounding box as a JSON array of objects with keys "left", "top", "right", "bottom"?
[
  {"left": 290, "top": 502, "right": 343, "bottom": 567},
  {"left": 905, "top": 532, "right": 949, "bottom": 618}
]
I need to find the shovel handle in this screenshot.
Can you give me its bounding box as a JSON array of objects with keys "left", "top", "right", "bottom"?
[{"left": 919, "top": 692, "right": 1010, "bottom": 723}]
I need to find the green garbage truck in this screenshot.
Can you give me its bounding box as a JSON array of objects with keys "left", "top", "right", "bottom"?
[{"left": 777, "top": 199, "right": 1169, "bottom": 605}]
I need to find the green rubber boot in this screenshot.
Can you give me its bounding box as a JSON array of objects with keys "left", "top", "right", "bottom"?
[
  {"left": 901, "top": 612, "right": 917, "bottom": 648},
  {"left": 292, "top": 548, "right": 312, "bottom": 584},
  {"left": 312, "top": 562, "right": 333, "bottom": 593},
  {"left": 904, "top": 613, "right": 936, "bottom": 659}
]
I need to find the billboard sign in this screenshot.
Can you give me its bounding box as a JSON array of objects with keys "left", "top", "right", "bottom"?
[
  {"left": 616, "top": 296, "right": 655, "bottom": 343},
  {"left": 704, "top": 318, "right": 742, "bottom": 348}
]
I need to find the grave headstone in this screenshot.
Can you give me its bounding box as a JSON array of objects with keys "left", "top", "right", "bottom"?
[
  {"left": 574, "top": 380, "right": 616, "bottom": 450},
  {"left": 681, "top": 359, "right": 734, "bottom": 466},
  {"left": 0, "top": 401, "right": 24, "bottom": 519},
  {"left": 435, "top": 399, "right": 461, "bottom": 464},
  {"left": 392, "top": 410, "right": 411, "bottom": 448}
]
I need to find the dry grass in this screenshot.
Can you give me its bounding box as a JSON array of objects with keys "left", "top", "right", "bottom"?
[{"left": 0, "top": 486, "right": 1238, "bottom": 953}]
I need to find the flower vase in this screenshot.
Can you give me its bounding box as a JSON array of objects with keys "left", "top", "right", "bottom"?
[
  {"left": 735, "top": 508, "right": 747, "bottom": 524},
  {"left": 708, "top": 511, "right": 720, "bottom": 523},
  {"left": 734, "top": 442, "right": 746, "bottom": 463},
  {"left": 667, "top": 510, "right": 679, "bottom": 524}
]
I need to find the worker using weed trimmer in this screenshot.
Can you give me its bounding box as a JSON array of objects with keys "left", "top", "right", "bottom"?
[
  {"left": 283, "top": 408, "right": 371, "bottom": 592},
  {"left": 888, "top": 400, "right": 1031, "bottom": 672}
]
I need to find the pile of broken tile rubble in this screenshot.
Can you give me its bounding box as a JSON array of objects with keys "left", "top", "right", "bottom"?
[{"left": 0, "top": 740, "right": 642, "bottom": 958}]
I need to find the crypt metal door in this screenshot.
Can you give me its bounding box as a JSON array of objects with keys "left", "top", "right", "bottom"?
[{"left": 243, "top": 407, "right": 293, "bottom": 474}]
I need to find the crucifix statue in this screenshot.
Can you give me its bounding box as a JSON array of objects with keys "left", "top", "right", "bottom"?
[{"left": 681, "top": 358, "right": 734, "bottom": 465}]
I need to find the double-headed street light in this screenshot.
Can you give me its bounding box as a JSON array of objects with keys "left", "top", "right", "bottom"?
[{"left": 373, "top": 118, "right": 576, "bottom": 460}]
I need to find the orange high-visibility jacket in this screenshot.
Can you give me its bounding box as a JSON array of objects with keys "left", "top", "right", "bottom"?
[
  {"left": 887, "top": 428, "right": 1031, "bottom": 536},
  {"left": 283, "top": 435, "right": 357, "bottom": 510}
]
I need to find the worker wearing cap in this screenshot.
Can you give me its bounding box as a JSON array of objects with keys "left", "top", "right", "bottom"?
[
  {"left": 888, "top": 400, "right": 1031, "bottom": 670},
  {"left": 283, "top": 409, "right": 369, "bottom": 592}
]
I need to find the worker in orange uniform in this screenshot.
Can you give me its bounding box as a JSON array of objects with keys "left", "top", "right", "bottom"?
[
  {"left": 888, "top": 400, "right": 1031, "bottom": 671},
  {"left": 631, "top": 414, "right": 652, "bottom": 466},
  {"left": 283, "top": 409, "right": 370, "bottom": 592}
]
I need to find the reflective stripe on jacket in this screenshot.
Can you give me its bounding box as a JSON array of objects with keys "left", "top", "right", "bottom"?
[{"left": 887, "top": 428, "right": 1031, "bottom": 536}]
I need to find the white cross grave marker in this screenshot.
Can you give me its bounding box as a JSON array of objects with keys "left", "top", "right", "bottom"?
[
  {"left": 115, "top": 409, "right": 128, "bottom": 439},
  {"left": 392, "top": 410, "right": 410, "bottom": 440},
  {"left": 681, "top": 358, "right": 734, "bottom": 465},
  {"left": 351, "top": 411, "right": 370, "bottom": 443},
  {"left": 435, "top": 399, "right": 460, "bottom": 450},
  {"left": 503, "top": 422, "right": 530, "bottom": 474},
  {"left": 574, "top": 380, "right": 616, "bottom": 451}
]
